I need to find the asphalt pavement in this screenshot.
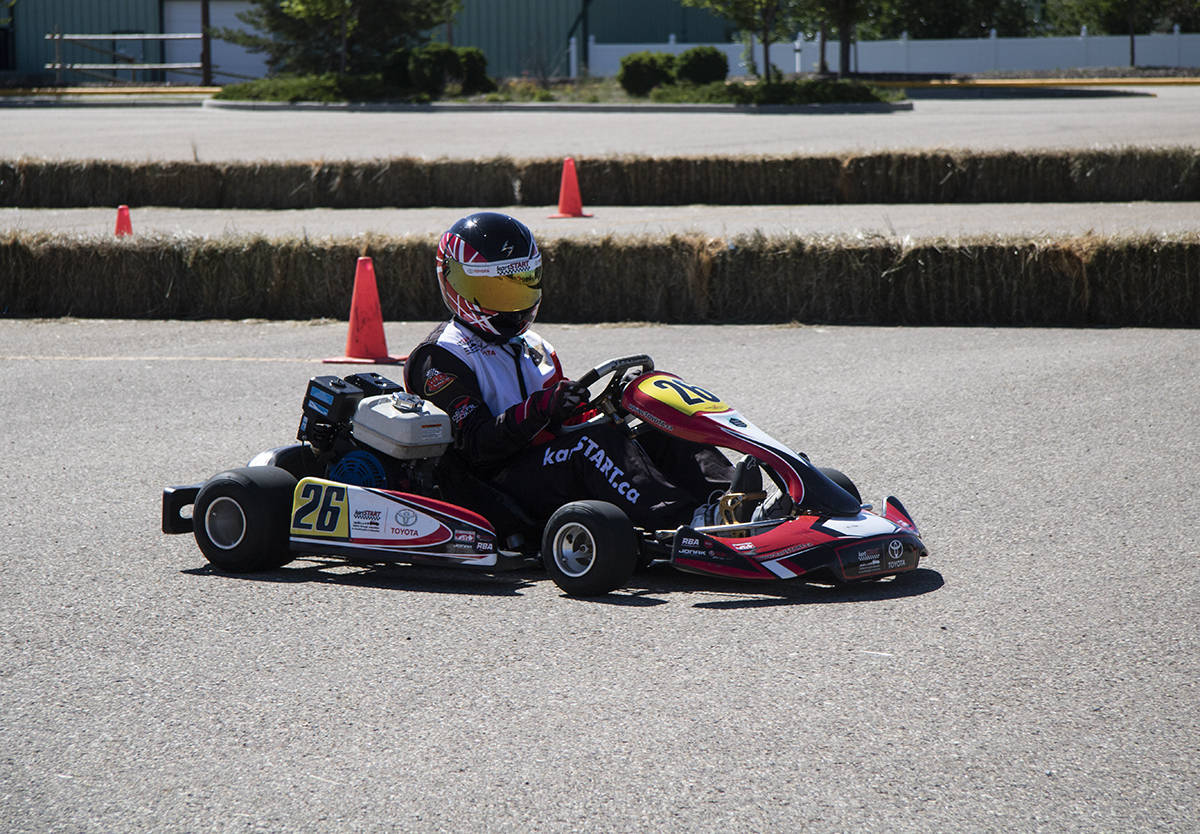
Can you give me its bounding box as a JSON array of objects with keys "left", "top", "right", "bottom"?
[
  {"left": 2, "top": 86, "right": 1199, "bottom": 161},
  {"left": 0, "top": 320, "right": 1197, "bottom": 832},
  {"left": 1, "top": 82, "right": 1198, "bottom": 833}
]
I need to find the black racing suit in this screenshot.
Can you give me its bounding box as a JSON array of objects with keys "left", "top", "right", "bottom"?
[{"left": 404, "top": 320, "right": 730, "bottom": 533}]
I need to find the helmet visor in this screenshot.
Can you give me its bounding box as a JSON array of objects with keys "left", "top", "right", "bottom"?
[{"left": 446, "top": 255, "right": 543, "bottom": 313}]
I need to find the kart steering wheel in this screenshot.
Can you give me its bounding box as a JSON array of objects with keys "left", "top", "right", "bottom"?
[{"left": 576, "top": 354, "right": 655, "bottom": 416}]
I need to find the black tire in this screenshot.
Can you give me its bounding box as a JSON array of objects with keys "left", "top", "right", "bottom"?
[
  {"left": 819, "top": 467, "right": 862, "bottom": 504},
  {"left": 541, "top": 500, "right": 638, "bottom": 596},
  {"left": 192, "top": 466, "right": 297, "bottom": 572}
]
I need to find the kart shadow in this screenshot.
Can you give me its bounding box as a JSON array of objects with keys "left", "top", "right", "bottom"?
[
  {"left": 586, "top": 566, "right": 945, "bottom": 608},
  {"left": 183, "top": 562, "right": 943, "bottom": 605},
  {"left": 182, "top": 559, "right": 538, "bottom": 597}
]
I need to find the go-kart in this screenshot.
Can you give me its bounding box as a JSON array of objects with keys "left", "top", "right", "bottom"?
[{"left": 162, "top": 355, "right": 928, "bottom": 595}]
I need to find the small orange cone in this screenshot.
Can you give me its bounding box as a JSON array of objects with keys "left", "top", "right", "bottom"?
[
  {"left": 549, "top": 157, "right": 592, "bottom": 218},
  {"left": 324, "top": 256, "right": 404, "bottom": 365},
  {"left": 115, "top": 205, "right": 133, "bottom": 236}
]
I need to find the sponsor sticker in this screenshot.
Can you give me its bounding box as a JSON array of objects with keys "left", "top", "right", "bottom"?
[
  {"left": 424, "top": 367, "right": 455, "bottom": 395},
  {"left": 384, "top": 504, "right": 452, "bottom": 546},
  {"left": 886, "top": 539, "right": 909, "bottom": 569},
  {"left": 540, "top": 434, "right": 640, "bottom": 505},
  {"left": 450, "top": 396, "right": 477, "bottom": 426},
  {"left": 626, "top": 403, "right": 672, "bottom": 431},
  {"left": 351, "top": 507, "right": 383, "bottom": 534}
]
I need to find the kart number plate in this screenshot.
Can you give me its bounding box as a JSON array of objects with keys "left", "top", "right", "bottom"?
[{"left": 636, "top": 373, "right": 729, "bottom": 416}]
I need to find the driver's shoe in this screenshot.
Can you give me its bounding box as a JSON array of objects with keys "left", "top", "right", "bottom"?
[{"left": 689, "top": 490, "right": 725, "bottom": 528}]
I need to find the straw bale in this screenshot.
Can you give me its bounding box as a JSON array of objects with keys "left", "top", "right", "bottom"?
[
  {"left": 4, "top": 148, "right": 1198, "bottom": 208},
  {"left": 1, "top": 231, "right": 1196, "bottom": 326}
]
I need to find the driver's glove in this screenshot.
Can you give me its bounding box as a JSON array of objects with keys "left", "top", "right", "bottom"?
[{"left": 531, "top": 379, "right": 589, "bottom": 424}]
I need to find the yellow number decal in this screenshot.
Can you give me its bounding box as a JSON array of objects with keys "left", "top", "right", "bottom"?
[
  {"left": 290, "top": 478, "right": 349, "bottom": 538},
  {"left": 637, "top": 374, "right": 729, "bottom": 415}
]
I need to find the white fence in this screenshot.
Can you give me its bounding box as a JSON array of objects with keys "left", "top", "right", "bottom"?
[{"left": 577, "top": 28, "right": 1200, "bottom": 78}]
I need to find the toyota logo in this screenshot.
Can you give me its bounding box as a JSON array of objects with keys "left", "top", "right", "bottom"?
[
  {"left": 395, "top": 508, "right": 418, "bottom": 527},
  {"left": 888, "top": 539, "right": 904, "bottom": 559}
]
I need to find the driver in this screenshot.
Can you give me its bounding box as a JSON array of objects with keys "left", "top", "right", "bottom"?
[{"left": 403, "top": 211, "right": 732, "bottom": 533}]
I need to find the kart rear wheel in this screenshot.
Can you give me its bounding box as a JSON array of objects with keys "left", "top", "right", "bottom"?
[
  {"left": 193, "top": 466, "right": 297, "bottom": 572},
  {"left": 542, "top": 500, "right": 638, "bottom": 596}
]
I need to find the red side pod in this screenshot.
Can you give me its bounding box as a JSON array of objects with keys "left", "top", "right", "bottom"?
[
  {"left": 671, "top": 529, "right": 779, "bottom": 579},
  {"left": 379, "top": 488, "right": 496, "bottom": 534}
]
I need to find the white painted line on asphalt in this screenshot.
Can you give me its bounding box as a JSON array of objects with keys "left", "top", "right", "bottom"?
[{"left": 0, "top": 354, "right": 322, "bottom": 362}]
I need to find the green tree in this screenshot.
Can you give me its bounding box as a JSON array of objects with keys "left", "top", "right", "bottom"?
[
  {"left": 1046, "top": 0, "right": 1199, "bottom": 63},
  {"left": 682, "top": 0, "right": 820, "bottom": 81},
  {"left": 218, "top": 0, "right": 459, "bottom": 76},
  {"left": 1, "top": 0, "right": 15, "bottom": 28},
  {"left": 809, "top": 1, "right": 1048, "bottom": 75},
  {"left": 860, "top": 0, "right": 1041, "bottom": 38},
  {"left": 1048, "top": 0, "right": 1200, "bottom": 33}
]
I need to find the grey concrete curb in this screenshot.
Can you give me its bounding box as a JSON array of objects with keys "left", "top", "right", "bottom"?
[
  {"left": 0, "top": 96, "right": 212, "bottom": 108},
  {"left": 200, "top": 98, "right": 914, "bottom": 114}
]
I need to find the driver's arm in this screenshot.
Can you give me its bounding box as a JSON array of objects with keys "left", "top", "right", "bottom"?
[{"left": 404, "top": 344, "right": 586, "bottom": 466}]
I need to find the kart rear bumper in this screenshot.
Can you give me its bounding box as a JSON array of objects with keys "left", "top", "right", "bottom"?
[{"left": 162, "top": 485, "right": 201, "bottom": 535}]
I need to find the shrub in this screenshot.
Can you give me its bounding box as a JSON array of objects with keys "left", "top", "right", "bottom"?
[
  {"left": 617, "top": 51, "right": 676, "bottom": 96},
  {"left": 382, "top": 47, "right": 411, "bottom": 89},
  {"left": 408, "top": 42, "right": 459, "bottom": 97},
  {"left": 649, "top": 81, "right": 731, "bottom": 103},
  {"left": 676, "top": 46, "right": 728, "bottom": 85},
  {"left": 213, "top": 73, "right": 397, "bottom": 103},
  {"left": 725, "top": 79, "right": 889, "bottom": 106},
  {"left": 456, "top": 46, "right": 496, "bottom": 94},
  {"left": 406, "top": 43, "right": 495, "bottom": 97},
  {"left": 487, "top": 79, "right": 555, "bottom": 102}
]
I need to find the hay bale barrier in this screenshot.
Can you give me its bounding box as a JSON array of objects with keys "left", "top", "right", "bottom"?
[
  {"left": 2, "top": 147, "right": 1199, "bottom": 208},
  {"left": 2, "top": 232, "right": 1196, "bottom": 326}
]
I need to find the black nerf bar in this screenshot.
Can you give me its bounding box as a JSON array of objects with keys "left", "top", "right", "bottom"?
[{"left": 162, "top": 485, "right": 201, "bottom": 534}]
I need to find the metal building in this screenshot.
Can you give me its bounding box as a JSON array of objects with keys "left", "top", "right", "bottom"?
[
  {"left": 0, "top": 0, "right": 733, "bottom": 84},
  {"left": 439, "top": 0, "right": 733, "bottom": 80},
  {"left": 3, "top": 0, "right": 164, "bottom": 82}
]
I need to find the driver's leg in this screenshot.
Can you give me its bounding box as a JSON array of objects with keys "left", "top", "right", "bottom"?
[
  {"left": 491, "top": 423, "right": 698, "bottom": 529},
  {"left": 634, "top": 433, "right": 733, "bottom": 504}
]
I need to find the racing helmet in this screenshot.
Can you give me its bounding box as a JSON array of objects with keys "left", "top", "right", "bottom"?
[{"left": 436, "top": 212, "right": 543, "bottom": 341}]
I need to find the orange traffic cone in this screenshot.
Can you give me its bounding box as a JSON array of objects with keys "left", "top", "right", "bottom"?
[
  {"left": 549, "top": 157, "right": 592, "bottom": 218},
  {"left": 115, "top": 205, "right": 133, "bottom": 237},
  {"left": 324, "top": 256, "right": 404, "bottom": 365}
]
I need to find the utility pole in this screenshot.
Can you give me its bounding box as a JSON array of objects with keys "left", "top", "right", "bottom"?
[
  {"left": 200, "top": 0, "right": 212, "bottom": 85},
  {"left": 581, "top": 0, "right": 591, "bottom": 77}
]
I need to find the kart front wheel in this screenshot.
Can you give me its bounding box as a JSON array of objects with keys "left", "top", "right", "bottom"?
[
  {"left": 193, "top": 466, "right": 297, "bottom": 572},
  {"left": 819, "top": 467, "right": 861, "bottom": 504},
  {"left": 542, "top": 501, "right": 638, "bottom": 596}
]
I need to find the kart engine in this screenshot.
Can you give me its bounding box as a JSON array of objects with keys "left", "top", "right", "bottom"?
[{"left": 297, "top": 373, "right": 451, "bottom": 494}]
